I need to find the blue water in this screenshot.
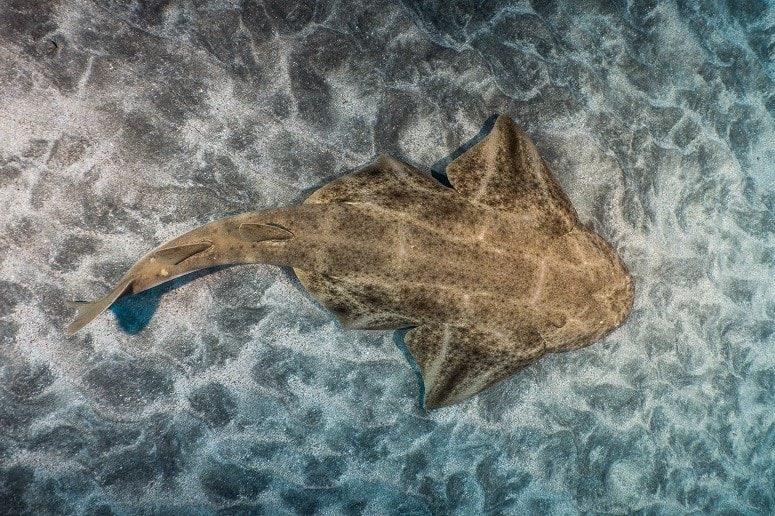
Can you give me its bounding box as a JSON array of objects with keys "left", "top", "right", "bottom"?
[{"left": 0, "top": 0, "right": 773, "bottom": 514}]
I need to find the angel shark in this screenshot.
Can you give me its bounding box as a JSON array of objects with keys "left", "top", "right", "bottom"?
[{"left": 68, "top": 115, "right": 634, "bottom": 408}]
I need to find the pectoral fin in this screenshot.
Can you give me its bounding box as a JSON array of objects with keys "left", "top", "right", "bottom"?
[
  {"left": 405, "top": 324, "right": 545, "bottom": 408},
  {"left": 446, "top": 115, "right": 579, "bottom": 234}
]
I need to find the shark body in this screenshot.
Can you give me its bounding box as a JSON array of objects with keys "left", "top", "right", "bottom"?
[{"left": 69, "top": 115, "right": 634, "bottom": 408}]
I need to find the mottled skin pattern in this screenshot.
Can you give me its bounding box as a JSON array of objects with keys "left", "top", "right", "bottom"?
[{"left": 68, "top": 116, "right": 634, "bottom": 408}]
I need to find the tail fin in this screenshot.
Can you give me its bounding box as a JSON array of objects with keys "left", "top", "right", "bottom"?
[{"left": 66, "top": 276, "right": 134, "bottom": 335}]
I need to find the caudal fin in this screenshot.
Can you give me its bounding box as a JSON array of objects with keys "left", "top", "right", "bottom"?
[{"left": 66, "top": 277, "right": 134, "bottom": 335}]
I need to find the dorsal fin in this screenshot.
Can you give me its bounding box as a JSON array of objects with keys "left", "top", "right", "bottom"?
[
  {"left": 405, "top": 324, "right": 545, "bottom": 408},
  {"left": 153, "top": 241, "right": 212, "bottom": 265},
  {"left": 446, "top": 115, "right": 579, "bottom": 233},
  {"left": 238, "top": 223, "right": 293, "bottom": 242}
]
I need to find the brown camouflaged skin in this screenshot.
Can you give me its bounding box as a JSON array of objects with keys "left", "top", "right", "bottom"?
[{"left": 68, "top": 115, "right": 634, "bottom": 408}]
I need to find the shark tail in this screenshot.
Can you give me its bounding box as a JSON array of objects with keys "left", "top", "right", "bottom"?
[
  {"left": 65, "top": 207, "right": 312, "bottom": 336},
  {"left": 66, "top": 276, "right": 134, "bottom": 335}
]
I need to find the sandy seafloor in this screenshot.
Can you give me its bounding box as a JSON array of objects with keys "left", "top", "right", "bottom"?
[{"left": 0, "top": 0, "right": 773, "bottom": 514}]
